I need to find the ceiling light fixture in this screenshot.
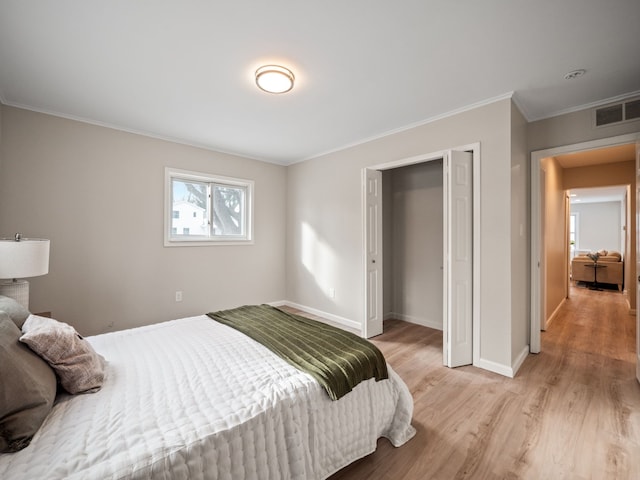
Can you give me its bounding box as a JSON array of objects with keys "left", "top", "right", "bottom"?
[
  {"left": 564, "top": 69, "right": 586, "bottom": 80},
  {"left": 255, "top": 65, "right": 295, "bottom": 94}
]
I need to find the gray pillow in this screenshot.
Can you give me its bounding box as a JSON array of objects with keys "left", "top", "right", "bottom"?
[
  {"left": 21, "top": 315, "right": 106, "bottom": 394},
  {"left": 0, "top": 295, "right": 31, "bottom": 329},
  {"left": 0, "top": 311, "right": 57, "bottom": 452}
]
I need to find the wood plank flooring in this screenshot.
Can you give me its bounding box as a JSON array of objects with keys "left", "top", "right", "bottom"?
[{"left": 319, "top": 286, "right": 640, "bottom": 479}]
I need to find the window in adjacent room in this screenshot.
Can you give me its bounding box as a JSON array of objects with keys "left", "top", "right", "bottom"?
[
  {"left": 569, "top": 212, "right": 579, "bottom": 256},
  {"left": 164, "top": 167, "right": 253, "bottom": 246}
]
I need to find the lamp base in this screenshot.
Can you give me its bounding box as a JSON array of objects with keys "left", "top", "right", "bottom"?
[{"left": 0, "top": 279, "right": 30, "bottom": 309}]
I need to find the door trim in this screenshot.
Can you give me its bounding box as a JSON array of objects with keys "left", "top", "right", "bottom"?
[
  {"left": 363, "top": 143, "right": 480, "bottom": 366},
  {"left": 530, "top": 133, "right": 639, "bottom": 353}
]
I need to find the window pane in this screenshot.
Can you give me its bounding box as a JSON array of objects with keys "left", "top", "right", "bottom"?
[
  {"left": 171, "top": 179, "right": 209, "bottom": 236},
  {"left": 165, "top": 167, "right": 253, "bottom": 246},
  {"left": 213, "top": 184, "right": 245, "bottom": 236}
]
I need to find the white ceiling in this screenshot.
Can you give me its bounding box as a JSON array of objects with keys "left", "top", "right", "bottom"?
[{"left": 1, "top": 1, "right": 639, "bottom": 165}]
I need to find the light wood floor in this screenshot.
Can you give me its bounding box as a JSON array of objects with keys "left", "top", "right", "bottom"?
[{"left": 322, "top": 286, "right": 640, "bottom": 480}]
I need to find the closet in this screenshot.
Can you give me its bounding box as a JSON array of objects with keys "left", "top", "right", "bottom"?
[{"left": 383, "top": 159, "right": 444, "bottom": 330}]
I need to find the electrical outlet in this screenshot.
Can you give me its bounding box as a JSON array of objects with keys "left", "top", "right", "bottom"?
[
  {"left": 175, "top": 291, "right": 183, "bottom": 302},
  {"left": 329, "top": 287, "right": 335, "bottom": 299}
]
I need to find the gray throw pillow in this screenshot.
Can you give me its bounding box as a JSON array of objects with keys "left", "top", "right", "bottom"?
[
  {"left": 0, "top": 295, "right": 31, "bottom": 329},
  {"left": 21, "top": 315, "right": 106, "bottom": 394},
  {"left": 0, "top": 311, "right": 57, "bottom": 452}
]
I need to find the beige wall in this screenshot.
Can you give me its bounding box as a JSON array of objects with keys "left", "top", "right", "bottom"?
[
  {"left": 563, "top": 160, "right": 634, "bottom": 190},
  {"left": 510, "top": 102, "right": 529, "bottom": 359},
  {"left": 287, "top": 98, "right": 520, "bottom": 372},
  {"left": 563, "top": 160, "right": 636, "bottom": 309},
  {"left": 0, "top": 103, "right": 3, "bottom": 169},
  {"left": 541, "top": 157, "right": 567, "bottom": 323},
  {"left": 0, "top": 106, "right": 287, "bottom": 335},
  {"left": 530, "top": 109, "right": 639, "bottom": 316},
  {"left": 388, "top": 160, "right": 443, "bottom": 329},
  {"left": 571, "top": 201, "right": 623, "bottom": 253},
  {"left": 0, "top": 94, "right": 634, "bottom": 374},
  {"left": 529, "top": 110, "right": 640, "bottom": 153}
]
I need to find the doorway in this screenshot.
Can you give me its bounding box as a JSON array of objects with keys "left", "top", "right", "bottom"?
[
  {"left": 530, "top": 133, "right": 639, "bottom": 353},
  {"left": 383, "top": 160, "right": 444, "bottom": 333},
  {"left": 363, "top": 144, "right": 480, "bottom": 368}
]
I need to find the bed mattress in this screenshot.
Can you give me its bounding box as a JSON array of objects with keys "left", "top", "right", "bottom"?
[{"left": 0, "top": 315, "right": 415, "bottom": 479}]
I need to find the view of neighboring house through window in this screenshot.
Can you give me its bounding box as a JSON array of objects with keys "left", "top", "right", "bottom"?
[{"left": 165, "top": 167, "right": 253, "bottom": 245}]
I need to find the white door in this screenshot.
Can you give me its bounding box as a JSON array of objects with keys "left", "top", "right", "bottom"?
[
  {"left": 364, "top": 168, "right": 383, "bottom": 338},
  {"left": 444, "top": 151, "right": 473, "bottom": 367},
  {"left": 636, "top": 139, "right": 640, "bottom": 384}
]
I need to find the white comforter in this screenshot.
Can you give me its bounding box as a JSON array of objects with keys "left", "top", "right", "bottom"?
[{"left": 0, "top": 315, "right": 415, "bottom": 479}]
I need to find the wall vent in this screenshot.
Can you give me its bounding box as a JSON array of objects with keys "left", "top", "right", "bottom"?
[{"left": 594, "top": 97, "right": 640, "bottom": 127}]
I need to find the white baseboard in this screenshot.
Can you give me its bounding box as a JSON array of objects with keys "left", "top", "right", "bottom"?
[
  {"left": 271, "top": 300, "right": 362, "bottom": 333},
  {"left": 474, "top": 357, "right": 515, "bottom": 378},
  {"left": 511, "top": 345, "right": 530, "bottom": 377},
  {"left": 386, "top": 311, "right": 443, "bottom": 331},
  {"left": 474, "top": 344, "right": 529, "bottom": 378}
]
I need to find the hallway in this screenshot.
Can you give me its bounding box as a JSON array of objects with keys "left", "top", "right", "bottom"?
[{"left": 329, "top": 285, "right": 640, "bottom": 479}]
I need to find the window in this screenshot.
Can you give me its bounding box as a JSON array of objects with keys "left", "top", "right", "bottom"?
[
  {"left": 569, "top": 212, "right": 579, "bottom": 255},
  {"left": 165, "top": 167, "right": 253, "bottom": 246}
]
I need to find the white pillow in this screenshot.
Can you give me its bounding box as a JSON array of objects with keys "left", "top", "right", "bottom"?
[{"left": 20, "top": 315, "right": 106, "bottom": 394}]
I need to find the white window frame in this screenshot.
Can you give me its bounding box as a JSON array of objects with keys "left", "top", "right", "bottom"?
[
  {"left": 164, "top": 167, "right": 254, "bottom": 246},
  {"left": 570, "top": 212, "right": 580, "bottom": 251}
]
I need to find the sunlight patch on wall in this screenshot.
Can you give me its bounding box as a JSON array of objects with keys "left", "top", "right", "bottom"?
[{"left": 301, "top": 222, "right": 337, "bottom": 299}]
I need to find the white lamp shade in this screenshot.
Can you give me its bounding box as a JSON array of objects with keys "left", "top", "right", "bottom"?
[{"left": 0, "top": 238, "right": 50, "bottom": 279}]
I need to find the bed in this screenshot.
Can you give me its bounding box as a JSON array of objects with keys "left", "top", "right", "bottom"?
[{"left": 0, "top": 305, "right": 416, "bottom": 479}]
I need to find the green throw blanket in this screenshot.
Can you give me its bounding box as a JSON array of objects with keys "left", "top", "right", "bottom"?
[{"left": 207, "top": 304, "right": 388, "bottom": 400}]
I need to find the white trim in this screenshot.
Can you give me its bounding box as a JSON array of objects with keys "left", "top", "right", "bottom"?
[
  {"left": 388, "top": 312, "right": 443, "bottom": 331},
  {"left": 2, "top": 101, "right": 287, "bottom": 166},
  {"left": 274, "top": 301, "right": 363, "bottom": 334},
  {"left": 363, "top": 142, "right": 481, "bottom": 369},
  {"left": 475, "top": 345, "right": 528, "bottom": 378},
  {"left": 2, "top": 93, "right": 512, "bottom": 167},
  {"left": 471, "top": 143, "right": 481, "bottom": 367},
  {"left": 510, "top": 346, "right": 530, "bottom": 377},
  {"left": 530, "top": 133, "right": 640, "bottom": 354},
  {"left": 164, "top": 167, "right": 254, "bottom": 247},
  {"left": 474, "top": 357, "right": 516, "bottom": 378},
  {"left": 526, "top": 90, "right": 640, "bottom": 123},
  {"left": 5, "top": 90, "right": 639, "bottom": 166},
  {"left": 293, "top": 94, "right": 512, "bottom": 164},
  {"left": 510, "top": 93, "right": 532, "bottom": 122}
]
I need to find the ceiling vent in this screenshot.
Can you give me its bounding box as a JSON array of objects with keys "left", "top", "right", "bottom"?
[{"left": 594, "top": 97, "right": 640, "bottom": 128}]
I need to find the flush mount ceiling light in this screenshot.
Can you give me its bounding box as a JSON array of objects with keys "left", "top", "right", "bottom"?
[
  {"left": 255, "top": 65, "right": 295, "bottom": 94},
  {"left": 564, "top": 69, "right": 586, "bottom": 80}
]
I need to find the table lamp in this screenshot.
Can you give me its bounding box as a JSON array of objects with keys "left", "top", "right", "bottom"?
[{"left": 0, "top": 233, "right": 50, "bottom": 309}]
